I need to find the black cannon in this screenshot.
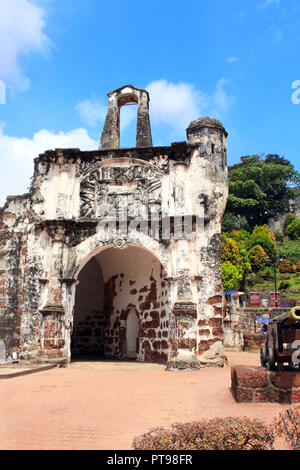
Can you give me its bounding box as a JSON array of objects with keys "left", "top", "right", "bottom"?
[{"left": 260, "top": 307, "right": 300, "bottom": 371}]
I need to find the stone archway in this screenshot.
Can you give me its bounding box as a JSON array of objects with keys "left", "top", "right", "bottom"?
[
  {"left": 99, "top": 85, "right": 153, "bottom": 149},
  {"left": 70, "top": 244, "right": 170, "bottom": 363}
]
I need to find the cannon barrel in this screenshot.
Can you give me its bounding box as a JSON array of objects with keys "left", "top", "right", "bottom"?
[{"left": 272, "top": 306, "right": 300, "bottom": 326}]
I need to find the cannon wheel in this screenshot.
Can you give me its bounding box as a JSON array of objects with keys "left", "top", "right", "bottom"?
[
  {"left": 260, "top": 346, "right": 267, "bottom": 367},
  {"left": 266, "top": 347, "right": 275, "bottom": 371}
]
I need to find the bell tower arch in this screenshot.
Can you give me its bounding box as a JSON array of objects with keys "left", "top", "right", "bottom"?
[{"left": 99, "top": 85, "right": 153, "bottom": 150}]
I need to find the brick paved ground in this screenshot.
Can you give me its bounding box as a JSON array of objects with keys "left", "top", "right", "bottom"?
[{"left": 0, "top": 351, "right": 292, "bottom": 450}]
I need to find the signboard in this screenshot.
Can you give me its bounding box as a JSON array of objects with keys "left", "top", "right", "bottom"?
[
  {"left": 250, "top": 292, "right": 261, "bottom": 307},
  {"left": 270, "top": 292, "right": 281, "bottom": 308}
]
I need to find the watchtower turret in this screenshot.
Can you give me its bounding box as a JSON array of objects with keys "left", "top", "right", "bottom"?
[{"left": 187, "top": 117, "right": 228, "bottom": 169}]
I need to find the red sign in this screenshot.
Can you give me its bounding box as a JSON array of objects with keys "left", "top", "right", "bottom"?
[
  {"left": 250, "top": 292, "right": 261, "bottom": 307},
  {"left": 270, "top": 292, "right": 281, "bottom": 308}
]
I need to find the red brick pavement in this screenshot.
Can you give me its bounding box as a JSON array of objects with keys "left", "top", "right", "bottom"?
[{"left": 0, "top": 352, "right": 292, "bottom": 450}]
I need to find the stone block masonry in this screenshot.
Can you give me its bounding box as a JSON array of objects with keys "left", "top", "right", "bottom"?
[
  {"left": 231, "top": 365, "right": 300, "bottom": 403},
  {"left": 0, "top": 85, "right": 228, "bottom": 369}
]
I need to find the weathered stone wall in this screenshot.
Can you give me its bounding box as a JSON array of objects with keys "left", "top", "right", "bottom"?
[
  {"left": 0, "top": 195, "right": 39, "bottom": 363},
  {"left": 224, "top": 326, "right": 244, "bottom": 351},
  {"left": 231, "top": 307, "right": 290, "bottom": 334},
  {"left": 0, "top": 88, "right": 228, "bottom": 369}
]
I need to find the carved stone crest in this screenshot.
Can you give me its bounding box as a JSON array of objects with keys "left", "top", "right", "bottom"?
[
  {"left": 80, "top": 164, "right": 163, "bottom": 219},
  {"left": 113, "top": 238, "right": 126, "bottom": 249}
]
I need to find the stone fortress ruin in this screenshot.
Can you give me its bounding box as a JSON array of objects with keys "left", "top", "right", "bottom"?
[{"left": 0, "top": 85, "right": 228, "bottom": 369}]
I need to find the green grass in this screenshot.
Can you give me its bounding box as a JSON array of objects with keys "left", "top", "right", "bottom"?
[{"left": 278, "top": 239, "right": 300, "bottom": 264}]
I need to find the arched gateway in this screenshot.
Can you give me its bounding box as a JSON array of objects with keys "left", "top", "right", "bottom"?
[
  {"left": 0, "top": 85, "right": 228, "bottom": 369},
  {"left": 70, "top": 244, "right": 169, "bottom": 363}
]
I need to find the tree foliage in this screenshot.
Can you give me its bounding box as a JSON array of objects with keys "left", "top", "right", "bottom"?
[
  {"left": 220, "top": 153, "right": 300, "bottom": 292},
  {"left": 249, "top": 224, "right": 277, "bottom": 260},
  {"left": 285, "top": 217, "right": 300, "bottom": 240},
  {"left": 224, "top": 155, "right": 300, "bottom": 230},
  {"left": 279, "top": 259, "right": 296, "bottom": 274},
  {"left": 283, "top": 213, "right": 297, "bottom": 234},
  {"left": 248, "top": 245, "right": 268, "bottom": 272},
  {"left": 221, "top": 234, "right": 241, "bottom": 266},
  {"left": 278, "top": 240, "right": 300, "bottom": 264},
  {"left": 221, "top": 233, "right": 252, "bottom": 286},
  {"left": 221, "top": 262, "right": 242, "bottom": 291}
]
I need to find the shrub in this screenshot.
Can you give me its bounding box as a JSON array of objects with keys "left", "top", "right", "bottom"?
[
  {"left": 238, "top": 245, "right": 252, "bottom": 277},
  {"left": 222, "top": 262, "right": 242, "bottom": 291},
  {"left": 279, "top": 258, "right": 296, "bottom": 274},
  {"left": 279, "top": 279, "right": 291, "bottom": 291},
  {"left": 262, "top": 266, "right": 274, "bottom": 280},
  {"left": 286, "top": 218, "right": 300, "bottom": 240},
  {"left": 275, "top": 231, "right": 284, "bottom": 243},
  {"left": 247, "top": 272, "right": 257, "bottom": 286},
  {"left": 228, "top": 229, "right": 251, "bottom": 245},
  {"left": 296, "top": 261, "right": 300, "bottom": 272},
  {"left": 249, "top": 225, "right": 277, "bottom": 260},
  {"left": 222, "top": 233, "right": 252, "bottom": 280},
  {"left": 283, "top": 213, "right": 297, "bottom": 234},
  {"left": 133, "top": 417, "right": 275, "bottom": 450},
  {"left": 221, "top": 234, "right": 241, "bottom": 266},
  {"left": 248, "top": 244, "right": 268, "bottom": 272}
]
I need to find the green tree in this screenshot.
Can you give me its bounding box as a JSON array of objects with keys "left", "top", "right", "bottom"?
[
  {"left": 248, "top": 245, "right": 268, "bottom": 272},
  {"left": 224, "top": 155, "right": 300, "bottom": 229},
  {"left": 226, "top": 230, "right": 252, "bottom": 278},
  {"left": 221, "top": 234, "right": 241, "bottom": 266},
  {"left": 228, "top": 229, "right": 251, "bottom": 246},
  {"left": 222, "top": 213, "right": 250, "bottom": 233},
  {"left": 221, "top": 262, "right": 242, "bottom": 291},
  {"left": 283, "top": 213, "right": 297, "bottom": 234},
  {"left": 249, "top": 224, "right": 278, "bottom": 260},
  {"left": 286, "top": 218, "right": 300, "bottom": 240}
]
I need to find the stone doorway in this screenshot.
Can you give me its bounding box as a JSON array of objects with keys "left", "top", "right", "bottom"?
[
  {"left": 71, "top": 257, "right": 104, "bottom": 358},
  {"left": 126, "top": 309, "right": 139, "bottom": 359},
  {"left": 71, "top": 244, "right": 169, "bottom": 363}
]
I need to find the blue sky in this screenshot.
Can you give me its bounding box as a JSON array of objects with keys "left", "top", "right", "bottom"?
[{"left": 0, "top": 0, "right": 300, "bottom": 204}]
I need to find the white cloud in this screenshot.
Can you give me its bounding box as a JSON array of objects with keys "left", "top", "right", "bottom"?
[
  {"left": 227, "top": 56, "right": 238, "bottom": 63},
  {"left": 75, "top": 97, "right": 137, "bottom": 133},
  {"left": 146, "top": 79, "right": 234, "bottom": 130},
  {"left": 75, "top": 81, "right": 207, "bottom": 133},
  {"left": 0, "top": 126, "right": 97, "bottom": 205},
  {"left": 146, "top": 80, "right": 208, "bottom": 130},
  {"left": 259, "top": 0, "right": 280, "bottom": 9},
  {"left": 0, "top": 0, "right": 50, "bottom": 91},
  {"left": 75, "top": 99, "right": 107, "bottom": 127},
  {"left": 76, "top": 79, "right": 235, "bottom": 142},
  {"left": 212, "top": 78, "right": 236, "bottom": 116}
]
